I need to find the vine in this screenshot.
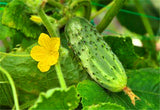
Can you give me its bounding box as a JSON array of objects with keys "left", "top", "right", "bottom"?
[{"left": 96, "top": 0, "right": 126, "bottom": 33}]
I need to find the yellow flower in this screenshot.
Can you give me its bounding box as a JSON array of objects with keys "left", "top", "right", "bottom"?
[
  {"left": 30, "top": 33, "right": 60, "bottom": 72},
  {"left": 30, "top": 15, "right": 42, "bottom": 24}
]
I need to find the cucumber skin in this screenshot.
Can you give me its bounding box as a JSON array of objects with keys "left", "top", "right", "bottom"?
[{"left": 65, "top": 17, "right": 127, "bottom": 92}]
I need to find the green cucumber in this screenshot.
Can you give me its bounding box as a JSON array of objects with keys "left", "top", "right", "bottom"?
[
  {"left": 65, "top": 17, "right": 127, "bottom": 92},
  {"left": 65, "top": 17, "right": 140, "bottom": 105}
]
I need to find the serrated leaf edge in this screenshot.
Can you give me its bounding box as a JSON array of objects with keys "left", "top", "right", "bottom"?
[{"left": 29, "top": 86, "right": 79, "bottom": 110}]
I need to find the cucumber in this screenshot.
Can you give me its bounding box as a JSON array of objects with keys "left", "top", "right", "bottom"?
[
  {"left": 65, "top": 17, "right": 127, "bottom": 92},
  {"left": 65, "top": 17, "right": 140, "bottom": 105}
]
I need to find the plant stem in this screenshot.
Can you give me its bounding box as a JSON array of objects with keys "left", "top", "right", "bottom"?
[
  {"left": 55, "top": 62, "right": 67, "bottom": 89},
  {"left": 70, "top": 0, "right": 91, "bottom": 20},
  {"left": 134, "top": 0, "right": 157, "bottom": 63},
  {"left": 91, "top": 1, "right": 114, "bottom": 20},
  {"left": 0, "top": 66, "right": 20, "bottom": 110},
  {"left": 38, "top": 8, "right": 59, "bottom": 37},
  {"left": 134, "top": 0, "right": 154, "bottom": 37},
  {"left": 96, "top": 0, "right": 126, "bottom": 33},
  {"left": 58, "top": 16, "right": 68, "bottom": 28},
  {"left": 38, "top": 3, "right": 67, "bottom": 89},
  {"left": 48, "top": 0, "right": 63, "bottom": 9}
]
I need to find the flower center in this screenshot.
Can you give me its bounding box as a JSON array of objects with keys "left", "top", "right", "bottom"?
[{"left": 50, "top": 50, "right": 54, "bottom": 55}]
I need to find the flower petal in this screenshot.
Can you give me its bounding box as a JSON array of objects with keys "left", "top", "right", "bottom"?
[
  {"left": 51, "top": 37, "right": 60, "bottom": 51},
  {"left": 38, "top": 33, "right": 52, "bottom": 49},
  {"left": 38, "top": 61, "right": 51, "bottom": 72},
  {"left": 30, "top": 46, "right": 48, "bottom": 61},
  {"left": 47, "top": 51, "right": 59, "bottom": 65},
  {"left": 30, "top": 15, "right": 42, "bottom": 23}
]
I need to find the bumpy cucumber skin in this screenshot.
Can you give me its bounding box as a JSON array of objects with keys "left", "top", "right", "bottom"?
[{"left": 65, "top": 17, "right": 127, "bottom": 92}]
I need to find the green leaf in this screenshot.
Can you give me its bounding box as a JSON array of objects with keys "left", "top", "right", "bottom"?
[
  {"left": 24, "top": 0, "right": 42, "bottom": 13},
  {"left": 21, "top": 38, "right": 37, "bottom": 49},
  {"left": 0, "top": 10, "right": 11, "bottom": 40},
  {"left": 133, "top": 46, "right": 147, "bottom": 57},
  {"left": 2, "top": 0, "right": 45, "bottom": 38},
  {"left": 83, "top": 102, "right": 125, "bottom": 110},
  {"left": 77, "top": 68, "right": 160, "bottom": 109},
  {"left": 29, "top": 86, "right": 79, "bottom": 110},
  {"left": 0, "top": 10, "right": 15, "bottom": 40},
  {"left": 127, "top": 68, "right": 160, "bottom": 94},
  {"left": 11, "top": 32, "right": 25, "bottom": 48},
  {"left": 103, "top": 36, "right": 157, "bottom": 69},
  {"left": 77, "top": 80, "right": 136, "bottom": 109},
  {"left": 103, "top": 36, "right": 139, "bottom": 69},
  {"left": 0, "top": 47, "right": 87, "bottom": 106},
  {"left": 77, "top": 80, "right": 108, "bottom": 107},
  {"left": 0, "top": 52, "right": 39, "bottom": 107},
  {"left": 0, "top": 10, "right": 27, "bottom": 48},
  {"left": 59, "top": 47, "right": 88, "bottom": 84}
]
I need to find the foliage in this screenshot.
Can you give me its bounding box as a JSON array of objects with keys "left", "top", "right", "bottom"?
[
  {"left": 0, "top": 47, "right": 88, "bottom": 107},
  {"left": 77, "top": 68, "right": 160, "bottom": 109},
  {"left": 103, "top": 36, "right": 157, "bottom": 69},
  {"left": 2, "top": 0, "right": 46, "bottom": 38},
  {"left": 29, "top": 86, "right": 79, "bottom": 110},
  {"left": 0, "top": 0, "right": 159, "bottom": 109}
]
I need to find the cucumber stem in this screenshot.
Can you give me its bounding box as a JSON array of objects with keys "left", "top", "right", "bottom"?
[
  {"left": 70, "top": 0, "right": 91, "bottom": 20},
  {"left": 96, "top": 0, "right": 126, "bottom": 33},
  {"left": 90, "top": 1, "right": 114, "bottom": 20},
  {"left": 38, "top": 8, "right": 59, "bottom": 37},
  {"left": 123, "top": 87, "right": 140, "bottom": 105},
  {"left": 58, "top": 16, "right": 69, "bottom": 28}
]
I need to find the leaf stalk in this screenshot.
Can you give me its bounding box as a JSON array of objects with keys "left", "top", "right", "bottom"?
[{"left": 0, "top": 66, "right": 20, "bottom": 110}]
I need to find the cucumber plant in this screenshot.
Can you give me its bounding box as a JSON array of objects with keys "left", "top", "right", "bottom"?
[
  {"left": 1, "top": 0, "right": 158, "bottom": 109},
  {"left": 65, "top": 17, "right": 140, "bottom": 105}
]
